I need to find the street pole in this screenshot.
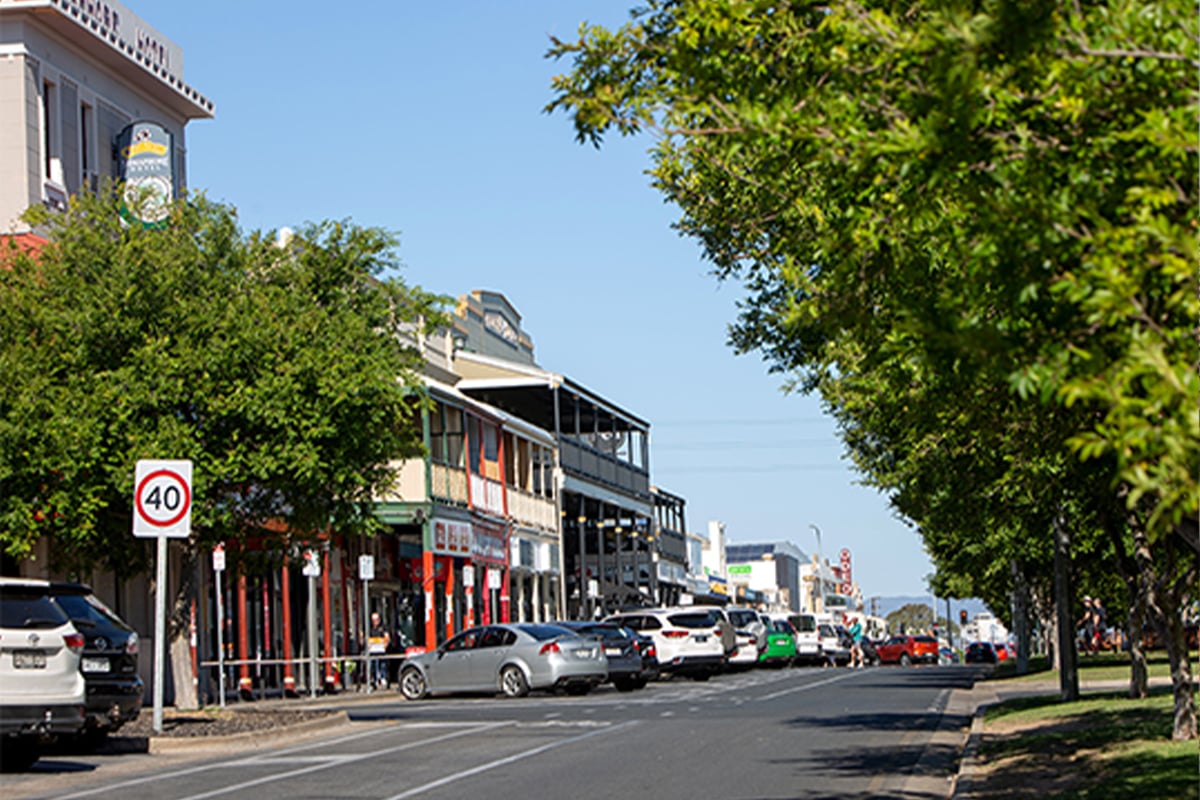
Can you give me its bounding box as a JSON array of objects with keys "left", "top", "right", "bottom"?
[
  {"left": 152, "top": 535, "right": 167, "bottom": 733},
  {"left": 809, "top": 524, "right": 824, "bottom": 614},
  {"left": 307, "top": 574, "right": 318, "bottom": 699},
  {"left": 216, "top": 565, "right": 226, "bottom": 708}
]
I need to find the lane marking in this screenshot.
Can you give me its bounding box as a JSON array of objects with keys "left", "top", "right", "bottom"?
[
  {"left": 758, "top": 670, "right": 856, "bottom": 701},
  {"left": 382, "top": 720, "right": 640, "bottom": 800},
  {"left": 54, "top": 722, "right": 509, "bottom": 800}
]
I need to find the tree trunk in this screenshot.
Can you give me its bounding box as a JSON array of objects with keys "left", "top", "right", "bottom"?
[
  {"left": 1126, "top": 590, "right": 1148, "bottom": 699},
  {"left": 1011, "top": 560, "right": 1030, "bottom": 675},
  {"left": 1053, "top": 514, "right": 1079, "bottom": 701}
]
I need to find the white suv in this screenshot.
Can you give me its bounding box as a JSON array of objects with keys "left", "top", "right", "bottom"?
[
  {"left": 1, "top": 577, "right": 86, "bottom": 771},
  {"left": 783, "top": 613, "right": 824, "bottom": 665},
  {"left": 604, "top": 607, "right": 726, "bottom": 680}
]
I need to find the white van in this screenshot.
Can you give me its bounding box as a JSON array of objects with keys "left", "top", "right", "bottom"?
[{"left": 781, "top": 612, "right": 824, "bottom": 665}]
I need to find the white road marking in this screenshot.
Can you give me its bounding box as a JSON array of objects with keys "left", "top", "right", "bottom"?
[
  {"left": 757, "top": 670, "right": 856, "bottom": 701},
  {"left": 382, "top": 720, "right": 640, "bottom": 800}
]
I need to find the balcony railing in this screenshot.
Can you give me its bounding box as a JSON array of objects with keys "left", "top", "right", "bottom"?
[
  {"left": 430, "top": 463, "right": 468, "bottom": 505},
  {"left": 507, "top": 487, "right": 557, "bottom": 532},
  {"left": 559, "top": 438, "right": 649, "bottom": 498},
  {"left": 468, "top": 474, "right": 505, "bottom": 516}
]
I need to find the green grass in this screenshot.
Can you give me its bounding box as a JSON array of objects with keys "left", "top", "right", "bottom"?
[
  {"left": 992, "top": 649, "right": 1190, "bottom": 683},
  {"left": 979, "top": 686, "right": 1198, "bottom": 799}
]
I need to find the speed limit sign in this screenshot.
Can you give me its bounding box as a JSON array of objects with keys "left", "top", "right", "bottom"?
[{"left": 133, "top": 459, "right": 193, "bottom": 538}]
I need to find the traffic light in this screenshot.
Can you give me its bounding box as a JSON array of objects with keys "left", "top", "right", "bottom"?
[{"left": 959, "top": 609, "right": 968, "bottom": 626}]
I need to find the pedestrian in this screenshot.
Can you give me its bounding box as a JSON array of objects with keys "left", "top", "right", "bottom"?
[
  {"left": 847, "top": 615, "right": 864, "bottom": 668},
  {"left": 368, "top": 611, "right": 390, "bottom": 688},
  {"left": 1092, "top": 597, "right": 1107, "bottom": 651},
  {"left": 1077, "top": 595, "right": 1095, "bottom": 654}
]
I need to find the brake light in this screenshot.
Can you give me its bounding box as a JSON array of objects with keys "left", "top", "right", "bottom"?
[
  {"left": 64, "top": 632, "right": 85, "bottom": 653},
  {"left": 663, "top": 630, "right": 689, "bottom": 638},
  {"left": 539, "top": 641, "right": 561, "bottom": 655}
]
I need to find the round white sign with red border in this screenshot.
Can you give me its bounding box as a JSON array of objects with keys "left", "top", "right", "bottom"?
[{"left": 133, "top": 459, "right": 193, "bottom": 538}]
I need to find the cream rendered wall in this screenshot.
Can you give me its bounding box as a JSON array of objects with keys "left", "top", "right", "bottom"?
[{"left": 1, "top": 15, "right": 191, "bottom": 233}]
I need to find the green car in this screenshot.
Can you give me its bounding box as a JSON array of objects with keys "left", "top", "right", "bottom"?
[{"left": 758, "top": 618, "right": 799, "bottom": 667}]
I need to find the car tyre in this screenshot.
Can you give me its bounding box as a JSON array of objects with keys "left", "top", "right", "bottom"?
[
  {"left": 564, "top": 683, "right": 591, "bottom": 696},
  {"left": 613, "top": 677, "right": 645, "bottom": 692},
  {"left": 0, "top": 739, "right": 39, "bottom": 772},
  {"left": 500, "top": 665, "right": 530, "bottom": 698},
  {"left": 399, "top": 666, "right": 428, "bottom": 701},
  {"left": 900, "top": 653, "right": 912, "bottom": 667}
]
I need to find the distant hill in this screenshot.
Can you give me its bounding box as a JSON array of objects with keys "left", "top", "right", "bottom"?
[{"left": 869, "top": 595, "right": 993, "bottom": 621}]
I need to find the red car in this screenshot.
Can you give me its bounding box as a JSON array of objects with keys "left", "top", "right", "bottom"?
[
  {"left": 875, "top": 634, "right": 939, "bottom": 666},
  {"left": 993, "top": 643, "right": 1010, "bottom": 661}
]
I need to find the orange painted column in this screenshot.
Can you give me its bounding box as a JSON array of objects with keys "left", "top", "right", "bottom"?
[
  {"left": 237, "top": 573, "right": 251, "bottom": 696},
  {"left": 422, "top": 550, "right": 437, "bottom": 649},
  {"left": 444, "top": 558, "right": 456, "bottom": 641},
  {"left": 280, "top": 560, "right": 295, "bottom": 695}
]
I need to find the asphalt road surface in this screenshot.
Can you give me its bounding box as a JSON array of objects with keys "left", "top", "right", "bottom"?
[{"left": 5, "top": 664, "right": 986, "bottom": 800}]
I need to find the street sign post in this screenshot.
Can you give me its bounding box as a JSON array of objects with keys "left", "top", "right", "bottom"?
[
  {"left": 302, "top": 548, "right": 320, "bottom": 697},
  {"left": 133, "top": 459, "right": 193, "bottom": 734},
  {"left": 359, "top": 555, "right": 374, "bottom": 692},
  {"left": 212, "top": 543, "right": 226, "bottom": 708}
]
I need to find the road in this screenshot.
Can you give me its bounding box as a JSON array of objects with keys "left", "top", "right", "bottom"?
[{"left": 4, "top": 665, "right": 986, "bottom": 800}]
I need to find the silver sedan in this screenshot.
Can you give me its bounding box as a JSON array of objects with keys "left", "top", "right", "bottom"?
[{"left": 398, "top": 623, "right": 608, "bottom": 700}]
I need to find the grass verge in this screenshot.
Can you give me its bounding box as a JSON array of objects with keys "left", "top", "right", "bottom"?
[
  {"left": 992, "top": 649, "right": 1192, "bottom": 683},
  {"left": 973, "top": 685, "right": 1197, "bottom": 799}
]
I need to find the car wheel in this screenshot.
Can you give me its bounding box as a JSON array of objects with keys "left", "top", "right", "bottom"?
[
  {"left": 500, "top": 665, "right": 530, "bottom": 698},
  {"left": 613, "top": 678, "right": 637, "bottom": 692},
  {"left": 900, "top": 653, "right": 912, "bottom": 667},
  {"left": 691, "top": 672, "right": 711, "bottom": 682},
  {"left": 399, "top": 666, "right": 428, "bottom": 701},
  {"left": 0, "top": 739, "right": 39, "bottom": 772},
  {"left": 73, "top": 727, "right": 110, "bottom": 752},
  {"left": 564, "top": 683, "right": 591, "bottom": 696}
]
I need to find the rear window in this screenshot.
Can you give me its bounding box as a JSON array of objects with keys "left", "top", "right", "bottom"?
[
  {"left": 914, "top": 636, "right": 937, "bottom": 644},
  {"left": 789, "top": 615, "right": 817, "bottom": 632},
  {"left": 517, "top": 624, "right": 576, "bottom": 642},
  {"left": 666, "top": 612, "right": 718, "bottom": 629},
  {"left": 0, "top": 587, "right": 70, "bottom": 629},
  {"left": 53, "top": 592, "right": 132, "bottom": 632},
  {"left": 768, "top": 619, "right": 793, "bottom": 633},
  {"left": 727, "top": 610, "right": 759, "bottom": 628}
]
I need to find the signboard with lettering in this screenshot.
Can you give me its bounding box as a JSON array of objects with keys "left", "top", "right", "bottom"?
[{"left": 116, "top": 122, "right": 174, "bottom": 228}]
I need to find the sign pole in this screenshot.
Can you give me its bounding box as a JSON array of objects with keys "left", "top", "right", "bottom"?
[
  {"left": 359, "top": 554, "right": 374, "bottom": 692},
  {"left": 212, "top": 544, "right": 226, "bottom": 709},
  {"left": 133, "top": 459, "right": 193, "bottom": 735},
  {"left": 308, "top": 574, "right": 318, "bottom": 698},
  {"left": 152, "top": 534, "right": 168, "bottom": 732}
]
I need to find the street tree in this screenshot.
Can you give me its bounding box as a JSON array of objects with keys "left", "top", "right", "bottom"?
[
  {"left": 0, "top": 189, "right": 447, "bottom": 576},
  {"left": 547, "top": 0, "right": 1197, "bottom": 738}
]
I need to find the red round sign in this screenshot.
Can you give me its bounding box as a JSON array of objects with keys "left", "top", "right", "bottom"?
[{"left": 135, "top": 469, "right": 192, "bottom": 528}]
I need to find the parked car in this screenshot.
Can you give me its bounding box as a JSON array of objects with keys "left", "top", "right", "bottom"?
[
  {"left": 859, "top": 636, "right": 881, "bottom": 667},
  {"left": 875, "top": 634, "right": 940, "bottom": 666},
  {"left": 757, "top": 617, "right": 798, "bottom": 667},
  {"left": 993, "top": 642, "right": 1011, "bottom": 661},
  {"left": 783, "top": 613, "right": 824, "bottom": 665},
  {"left": 725, "top": 606, "right": 768, "bottom": 668},
  {"left": 553, "top": 621, "right": 655, "bottom": 691},
  {"left": 938, "top": 645, "right": 960, "bottom": 665},
  {"left": 0, "top": 577, "right": 86, "bottom": 771},
  {"left": 964, "top": 641, "right": 998, "bottom": 664},
  {"left": 818, "top": 623, "right": 850, "bottom": 666},
  {"left": 397, "top": 623, "right": 607, "bottom": 700},
  {"left": 48, "top": 582, "right": 143, "bottom": 744},
  {"left": 605, "top": 608, "right": 726, "bottom": 680}
]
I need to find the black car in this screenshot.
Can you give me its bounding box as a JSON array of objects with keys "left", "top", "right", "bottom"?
[
  {"left": 964, "top": 641, "right": 999, "bottom": 664},
  {"left": 553, "top": 621, "right": 657, "bottom": 691},
  {"left": 48, "top": 583, "right": 143, "bottom": 742}
]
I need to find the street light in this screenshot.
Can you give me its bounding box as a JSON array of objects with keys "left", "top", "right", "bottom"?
[{"left": 809, "top": 523, "right": 824, "bottom": 614}]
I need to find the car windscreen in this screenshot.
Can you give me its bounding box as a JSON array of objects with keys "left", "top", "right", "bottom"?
[
  {"left": 516, "top": 624, "right": 577, "bottom": 641},
  {"left": 53, "top": 592, "right": 132, "bottom": 631},
  {"left": 0, "top": 587, "right": 70, "bottom": 629},
  {"left": 666, "top": 612, "right": 717, "bottom": 629}
]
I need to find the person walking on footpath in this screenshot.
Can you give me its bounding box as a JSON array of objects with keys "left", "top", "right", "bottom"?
[
  {"left": 1077, "top": 595, "right": 1096, "bottom": 654},
  {"left": 368, "top": 611, "right": 391, "bottom": 688},
  {"left": 1091, "top": 596, "right": 1107, "bottom": 652}
]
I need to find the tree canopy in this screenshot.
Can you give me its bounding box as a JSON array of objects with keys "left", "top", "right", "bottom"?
[
  {"left": 547, "top": 0, "right": 1197, "bottom": 737},
  {"left": 0, "top": 190, "right": 446, "bottom": 576}
]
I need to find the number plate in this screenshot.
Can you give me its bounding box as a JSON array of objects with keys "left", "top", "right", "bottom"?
[
  {"left": 14, "top": 650, "right": 46, "bottom": 669},
  {"left": 605, "top": 647, "right": 623, "bottom": 657},
  {"left": 694, "top": 635, "right": 708, "bottom": 643},
  {"left": 82, "top": 657, "right": 110, "bottom": 673}
]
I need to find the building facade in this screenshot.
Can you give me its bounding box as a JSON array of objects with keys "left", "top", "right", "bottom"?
[{"left": 0, "top": 0, "right": 213, "bottom": 233}]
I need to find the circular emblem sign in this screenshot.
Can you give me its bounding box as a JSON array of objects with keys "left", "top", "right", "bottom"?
[{"left": 133, "top": 460, "right": 193, "bottom": 538}]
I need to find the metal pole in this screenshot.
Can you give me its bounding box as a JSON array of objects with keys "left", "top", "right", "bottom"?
[
  {"left": 152, "top": 535, "right": 167, "bottom": 732},
  {"left": 216, "top": 567, "right": 226, "bottom": 708},
  {"left": 809, "top": 524, "right": 824, "bottom": 614},
  {"left": 307, "top": 574, "right": 318, "bottom": 698},
  {"left": 362, "top": 579, "right": 371, "bottom": 692}
]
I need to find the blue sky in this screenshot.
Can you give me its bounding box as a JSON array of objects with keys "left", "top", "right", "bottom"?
[{"left": 133, "top": 1, "right": 937, "bottom": 599}]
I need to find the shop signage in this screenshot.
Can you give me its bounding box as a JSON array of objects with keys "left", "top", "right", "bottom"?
[
  {"left": 432, "top": 518, "right": 472, "bottom": 556},
  {"left": 729, "top": 564, "right": 752, "bottom": 575}
]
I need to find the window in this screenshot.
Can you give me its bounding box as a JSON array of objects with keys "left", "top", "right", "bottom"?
[
  {"left": 80, "top": 103, "right": 93, "bottom": 189},
  {"left": 42, "top": 80, "right": 61, "bottom": 184}
]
